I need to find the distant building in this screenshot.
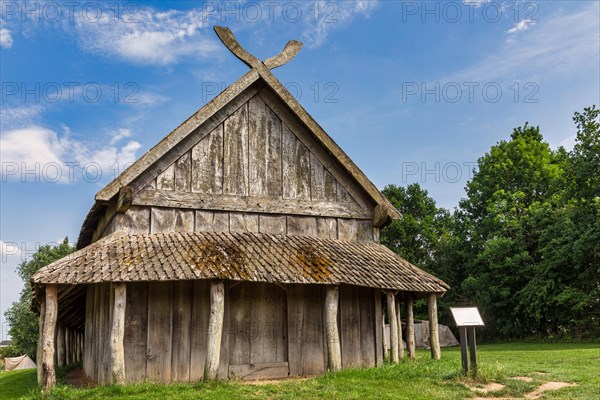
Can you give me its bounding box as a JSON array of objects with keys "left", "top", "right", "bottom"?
[{"left": 0, "top": 340, "right": 13, "bottom": 347}]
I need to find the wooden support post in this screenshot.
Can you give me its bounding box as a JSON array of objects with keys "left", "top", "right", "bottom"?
[
  {"left": 324, "top": 286, "right": 342, "bottom": 372},
  {"left": 459, "top": 326, "right": 468, "bottom": 374},
  {"left": 65, "top": 327, "right": 71, "bottom": 366},
  {"left": 56, "top": 322, "right": 65, "bottom": 367},
  {"left": 42, "top": 285, "right": 58, "bottom": 389},
  {"left": 395, "top": 296, "right": 404, "bottom": 359},
  {"left": 37, "top": 297, "right": 46, "bottom": 386},
  {"left": 204, "top": 280, "right": 225, "bottom": 380},
  {"left": 428, "top": 293, "right": 441, "bottom": 360},
  {"left": 468, "top": 327, "right": 477, "bottom": 371},
  {"left": 110, "top": 283, "right": 127, "bottom": 384},
  {"left": 78, "top": 331, "right": 82, "bottom": 363},
  {"left": 405, "top": 295, "right": 415, "bottom": 359},
  {"left": 386, "top": 291, "right": 399, "bottom": 363}
]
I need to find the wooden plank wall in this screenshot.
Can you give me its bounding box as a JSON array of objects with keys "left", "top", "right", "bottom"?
[
  {"left": 98, "top": 89, "right": 380, "bottom": 243},
  {"left": 107, "top": 206, "right": 373, "bottom": 242},
  {"left": 84, "top": 281, "right": 380, "bottom": 383}
]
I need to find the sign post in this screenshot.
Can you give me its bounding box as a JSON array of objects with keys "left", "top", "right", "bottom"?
[{"left": 450, "top": 307, "right": 484, "bottom": 375}]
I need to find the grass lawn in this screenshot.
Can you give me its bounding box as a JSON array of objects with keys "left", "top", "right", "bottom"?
[{"left": 1, "top": 343, "right": 598, "bottom": 400}]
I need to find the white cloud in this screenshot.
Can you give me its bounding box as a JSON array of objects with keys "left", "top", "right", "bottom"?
[
  {"left": 559, "top": 134, "right": 577, "bottom": 151},
  {"left": 301, "top": 1, "right": 379, "bottom": 48},
  {"left": 447, "top": 3, "right": 600, "bottom": 83},
  {"left": 0, "top": 27, "right": 13, "bottom": 48},
  {"left": 507, "top": 19, "right": 537, "bottom": 34},
  {"left": 462, "top": 0, "right": 492, "bottom": 7},
  {"left": 0, "top": 105, "right": 43, "bottom": 130},
  {"left": 0, "top": 125, "right": 142, "bottom": 183},
  {"left": 109, "top": 128, "right": 132, "bottom": 144},
  {"left": 0, "top": 240, "right": 21, "bottom": 258},
  {"left": 74, "top": 8, "right": 219, "bottom": 65}
]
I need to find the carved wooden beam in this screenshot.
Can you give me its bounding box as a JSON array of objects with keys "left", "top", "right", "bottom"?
[{"left": 214, "top": 25, "right": 303, "bottom": 70}]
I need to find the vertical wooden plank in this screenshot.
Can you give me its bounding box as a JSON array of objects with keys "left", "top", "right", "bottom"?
[
  {"left": 324, "top": 286, "right": 342, "bottom": 372},
  {"left": 229, "top": 283, "right": 251, "bottom": 366},
  {"left": 428, "top": 293, "right": 441, "bottom": 360},
  {"left": 405, "top": 295, "right": 416, "bottom": 359},
  {"left": 337, "top": 219, "right": 358, "bottom": 241},
  {"left": 258, "top": 214, "right": 286, "bottom": 235},
  {"left": 151, "top": 208, "right": 194, "bottom": 233},
  {"left": 174, "top": 151, "right": 191, "bottom": 192},
  {"left": 337, "top": 182, "right": 353, "bottom": 203},
  {"left": 468, "top": 327, "right": 477, "bottom": 370},
  {"left": 103, "top": 284, "right": 114, "bottom": 384},
  {"left": 396, "top": 296, "right": 404, "bottom": 360},
  {"left": 110, "top": 283, "right": 126, "bottom": 384},
  {"left": 157, "top": 164, "right": 175, "bottom": 191},
  {"left": 195, "top": 210, "right": 229, "bottom": 233},
  {"left": 146, "top": 282, "right": 173, "bottom": 382},
  {"left": 223, "top": 103, "right": 249, "bottom": 196},
  {"left": 91, "top": 284, "right": 99, "bottom": 382},
  {"left": 310, "top": 155, "right": 337, "bottom": 202},
  {"left": 229, "top": 212, "right": 259, "bottom": 233},
  {"left": 356, "top": 220, "right": 373, "bottom": 242},
  {"left": 171, "top": 281, "right": 192, "bottom": 382},
  {"left": 282, "top": 126, "right": 310, "bottom": 200},
  {"left": 190, "top": 280, "right": 210, "bottom": 382},
  {"left": 111, "top": 206, "right": 151, "bottom": 235},
  {"left": 287, "top": 215, "right": 317, "bottom": 236},
  {"left": 217, "top": 282, "right": 230, "bottom": 380},
  {"left": 459, "top": 327, "right": 468, "bottom": 374},
  {"left": 373, "top": 227, "right": 380, "bottom": 243},
  {"left": 192, "top": 125, "right": 224, "bottom": 194},
  {"left": 37, "top": 297, "right": 46, "bottom": 386},
  {"left": 124, "top": 282, "right": 148, "bottom": 383},
  {"left": 97, "top": 284, "right": 106, "bottom": 384},
  {"left": 287, "top": 285, "right": 302, "bottom": 376},
  {"left": 248, "top": 97, "right": 267, "bottom": 197},
  {"left": 340, "top": 286, "right": 361, "bottom": 368},
  {"left": 205, "top": 281, "right": 225, "bottom": 380},
  {"left": 275, "top": 285, "right": 288, "bottom": 364},
  {"left": 316, "top": 217, "right": 337, "bottom": 239},
  {"left": 387, "top": 291, "right": 399, "bottom": 364},
  {"left": 301, "top": 286, "right": 326, "bottom": 375},
  {"left": 359, "top": 287, "right": 376, "bottom": 367},
  {"left": 56, "top": 322, "right": 65, "bottom": 367},
  {"left": 374, "top": 290, "right": 384, "bottom": 366},
  {"left": 42, "top": 285, "right": 58, "bottom": 389},
  {"left": 265, "top": 106, "right": 283, "bottom": 197}
]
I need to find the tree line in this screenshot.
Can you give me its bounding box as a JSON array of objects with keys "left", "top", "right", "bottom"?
[{"left": 382, "top": 105, "right": 599, "bottom": 339}]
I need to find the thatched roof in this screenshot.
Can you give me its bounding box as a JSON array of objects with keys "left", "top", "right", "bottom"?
[{"left": 33, "top": 231, "right": 448, "bottom": 293}]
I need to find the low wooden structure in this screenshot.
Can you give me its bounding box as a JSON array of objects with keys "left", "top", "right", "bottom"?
[{"left": 31, "top": 27, "right": 448, "bottom": 389}]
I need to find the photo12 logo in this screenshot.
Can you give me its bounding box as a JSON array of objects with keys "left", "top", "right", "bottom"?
[
  {"left": 400, "top": 1, "right": 539, "bottom": 24},
  {"left": 401, "top": 82, "right": 539, "bottom": 104},
  {"left": 202, "top": 81, "right": 340, "bottom": 104},
  {"left": 1, "top": 81, "right": 140, "bottom": 104}
]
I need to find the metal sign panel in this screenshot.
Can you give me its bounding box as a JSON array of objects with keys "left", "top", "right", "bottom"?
[{"left": 450, "top": 307, "right": 484, "bottom": 327}]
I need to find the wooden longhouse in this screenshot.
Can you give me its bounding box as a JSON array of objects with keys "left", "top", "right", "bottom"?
[{"left": 31, "top": 27, "right": 449, "bottom": 388}]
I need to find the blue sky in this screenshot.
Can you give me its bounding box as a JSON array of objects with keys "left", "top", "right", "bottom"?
[{"left": 1, "top": 0, "right": 599, "bottom": 338}]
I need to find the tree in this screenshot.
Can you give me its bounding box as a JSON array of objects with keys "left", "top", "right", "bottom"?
[
  {"left": 4, "top": 238, "right": 74, "bottom": 359},
  {"left": 380, "top": 183, "right": 449, "bottom": 266}
]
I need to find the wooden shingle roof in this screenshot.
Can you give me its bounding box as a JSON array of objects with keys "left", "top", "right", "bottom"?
[{"left": 33, "top": 231, "right": 448, "bottom": 293}]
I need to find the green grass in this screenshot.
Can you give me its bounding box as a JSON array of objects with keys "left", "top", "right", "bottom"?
[{"left": 1, "top": 343, "right": 598, "bottom": 400}]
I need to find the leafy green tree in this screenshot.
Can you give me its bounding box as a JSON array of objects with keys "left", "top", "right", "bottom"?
[
  {"left": 380, "top": 183, "right": 448, "bottom": 266},
  {"left": 4, "top": 238, "right": 74, "bottom": 359}
]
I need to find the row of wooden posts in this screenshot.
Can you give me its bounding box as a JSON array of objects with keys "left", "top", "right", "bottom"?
[{"left": 38, "top": 282, "right": 441, "bottom": 389}]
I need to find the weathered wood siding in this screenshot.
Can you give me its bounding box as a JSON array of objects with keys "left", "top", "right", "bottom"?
[
  {"left": 83, "top": 282, "right": 382, "bottom": 383},
  {"left": 97, "top": 87, "right": 379, "bottom": 243}
]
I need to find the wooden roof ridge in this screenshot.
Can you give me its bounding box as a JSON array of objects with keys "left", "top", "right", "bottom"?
[
  {"left": 93, "top": 26, "right": 401, "bottom": 217},
  {"left": 33, "top": 231, "right": 449, "bottom": 294}
]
